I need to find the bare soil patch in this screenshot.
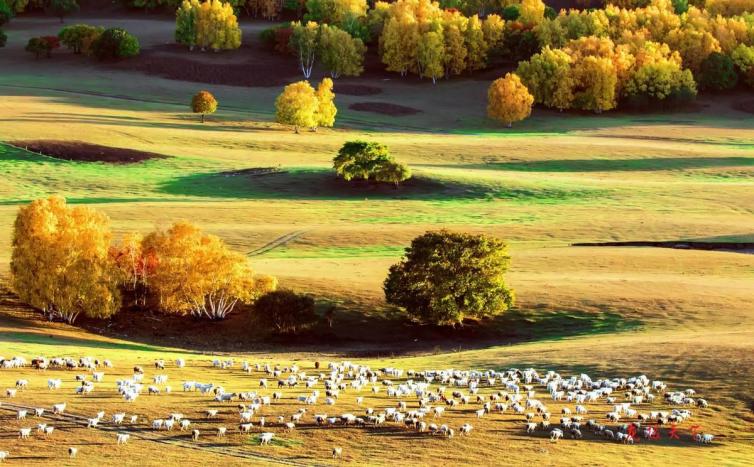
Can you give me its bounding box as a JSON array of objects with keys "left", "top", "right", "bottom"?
[
  {"left": 349, "top": 102, "right": 422, "bottom": 116},
  {"left": 573, "top": 240, "right": 754, "bottom": 254},
  {"left": 10, "top": 140, "right": 169, "bottom": 163},
  {"left": 334, "top": 84, "right": 382, "bottom": 96}
]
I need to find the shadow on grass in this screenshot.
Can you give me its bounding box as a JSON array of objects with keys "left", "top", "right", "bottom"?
[
  {"left": 469, "top": 157, "right": 754, "bottom": 173},
  {"left": 160, "top": 168, "right": 603, "bottom": 202}
]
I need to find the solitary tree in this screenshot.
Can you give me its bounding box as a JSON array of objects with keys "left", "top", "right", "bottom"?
[
  {"left": 487, "top": 72, "right": 534, "bottom": 127},
  {"left": 191, "top": 90, "right": 217, "bottom": 123},
  {"left": 384, "top": 230, "right": 515, "bottom": 326},
  {"left": 333, "top": 140, "right": 391, "bottom": 181},
  {"left": 11, "top": 196, "right": 121, "bottom": 324},
  {"left": 275, "top": 80, "right": 319, "bottom": 133}
]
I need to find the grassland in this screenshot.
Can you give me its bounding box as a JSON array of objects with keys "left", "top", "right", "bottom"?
[{"left": 0, "top": 14, "right": 753, "bottom": 467}]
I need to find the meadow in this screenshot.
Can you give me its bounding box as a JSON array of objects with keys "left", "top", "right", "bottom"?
[{"left": 0, "top": 13, "right": 753, "bottom": 467}]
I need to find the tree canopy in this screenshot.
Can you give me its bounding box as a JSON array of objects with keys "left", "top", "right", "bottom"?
[{"left": 333, "top": 140, "right": 412, "bottom": 186}]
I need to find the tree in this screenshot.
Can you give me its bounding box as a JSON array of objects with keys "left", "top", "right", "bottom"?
[
  {"left": 92, "top": 27, "right": 140, "bottom": 60},
  {"left": 11, "top": 196, "right": 121, "bottom": 324},
  {"left": 191, "top": 90, "right": 217, "bottom": 123},
  {"left": 383, "top": 230, "right": 515, "bottom": 326},
  {"left": 0, "top": 1, "right": 12, "bottom": 27},
  {"left": 305, "top": 0, "right": 367, "bottom": 25},
  {"left": 58, "top": 24, "right": 103, "bottom": 54},
  {"left": 175, "top": 0, "right": 199, "bottom": 50},
  {"left": 417, "top": 30, "right": 445, "bottom": 83},
  {"left": 487, "top": 73, "right": 534, "bottom": 127},
  {"left": 572, "top": 55, "right": 616, "bottom": 113},
  {"left": 519, "top": 0, "right": 545, "bottom": 27},
  {"left": 315, "top": 77, "right": 337, "bottom": 128},
  {"left": 25, "top": 36, "right": 59, "bottom": 59},
  {"left": 46, "top": 0, "right": 78, "bottom": 23},
  {"left": 333, "top": 140, "right": 392, "bottom": 181},
  {"left": 196, "top": 0, "right": 241, "bottom": 51},
  {"left": 731, "top": 44, "right": 754, "bottom": 87},
  {"left": 289, "top": 21, "right": 320, "bottom": 79},
  {"left": 516, "top": 46, "right": 574, "bottom": 110},
  {"left": 141, "top": 222, "right": 275, "bottom": 320},
  {"left": 698, "top": 51, "right": 738, "bottom": 91},
  {"left": 375, "top": 160, "right": 411, "bottom": 187},
  {"left": 0, "top": 29, "right": 6, "bottom": 48},
  {"left": 443, "top": 24, "right": 467, "bottom": 77},
  {"left": 482, "top": 13, "right": 505, "bottom": 53},
  {"left": 464, "top": 14, "right": 488, "bottom": 71},
  {"left": 318, "top": 23, "right": 366, "bottom": 78},
  {"left": 253, "top": 290, "right": 317, "bottom": 334},
  {"left": 275, "top": 80, "right": 319, "bottom": 133}
]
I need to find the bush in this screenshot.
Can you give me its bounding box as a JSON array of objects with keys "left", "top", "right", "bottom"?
[
  {"left": 26, "top": 36, "right": 60, "bottom": 59},
  {"left": 0, "top": 1, "right": 12, "bottom": 26},
  {"left": 58, "top": 24, "right": 103, "bottom": 54},
  {"left": 384, "top": 230, "right": 515, "bottom": 326},
  {"left": 92, "top": 27, "right": 140, "bottom": 60},
  {"left": 253, "top": 290, "right": 317, "bottom": 335},
  {"left": 698, "top": 52, "right": 738, "bottom": 91},
  {"left": 0, "top": 29, "right": 6, "bottom": 48}
]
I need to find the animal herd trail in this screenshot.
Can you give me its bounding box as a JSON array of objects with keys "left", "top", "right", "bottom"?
[
  {"left": 0, "top": 402, "right": 321, "bottom": 466},
  {"left": 247, "top": 230, "right": 310, "bottom": 257}
]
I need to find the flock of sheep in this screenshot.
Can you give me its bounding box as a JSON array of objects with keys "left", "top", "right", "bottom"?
[{"left": 0, "top": 354, "right": 715, "bottom": 463}]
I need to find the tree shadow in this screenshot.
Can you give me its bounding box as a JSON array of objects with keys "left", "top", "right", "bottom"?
[{"left": 463, "top": 157, "right": 754, "bottom": 173}]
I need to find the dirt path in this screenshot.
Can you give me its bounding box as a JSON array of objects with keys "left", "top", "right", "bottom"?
[
  {"left": 0, "top": 402, "right": 320, "bottom": 466},
  {"left": 247, "top": 230, "right": 310, "bottom": 257}
]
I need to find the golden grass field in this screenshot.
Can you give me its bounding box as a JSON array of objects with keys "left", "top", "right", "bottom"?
[{"left": 0, "top": 14, "right": 753, "bottom": 466}]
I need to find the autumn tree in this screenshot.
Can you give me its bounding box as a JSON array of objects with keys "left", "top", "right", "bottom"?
[
  {"left": 319, "top": 23, "right": 366, "bottom": 78},
  {"left": 11, "top": 196, "right": 121, "bottom": 324},
  {"left": 384, "top": 230, "right": 515, "bottom": 326},
  {"left": 732, "top": 44, "right": 754, "bottom": 87},
  {"left": 464, "top": 14, "right": 488, "bottom": 71},
  {"left": 443, "top": 24, "right": 468, "bottom": 77},
  {"left": 253, "top": 290, "right": 318, "bottom": 334},
  {"left": 516, "top": 46, "right": 574, "bottom": 110},
  {"left": 110, "top": 232, "right": 155, "bottom": 307},
  {"left": 290, "top": 20, "right": 320, "bottom": 78},
  {"left": 315, "top": 77, "right": 337, "bottom": 128},
  {"left": 141, "top": 222, "right": 275, "bottom": 320},
  {"left": 191, "top": 90, "right": 218, "bottom": 123},
  {"left": 519, "top": 0, "right": 545, "bottom": 27},
  {"left": 177, "top": 0, "right": 241, "bottom": 52},
  {"left": 417, "top": 30, "right": 445, "bottom": 83},
  {"left": 572, "top": 55, "right": 617, "bottom": 112},
  {"left": 487, "top": 73, "right": 534, "bottom": 127},
  {"left": 275, "top": 80, "right": 320, "bottom": 132},
  {"left": 92, "top": 27, "right": 139, "bottom": 60}
]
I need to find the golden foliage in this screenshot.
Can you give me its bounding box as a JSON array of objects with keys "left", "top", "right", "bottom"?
[{"left": 487, "top": 72, "right": 534, "bottom": 127}]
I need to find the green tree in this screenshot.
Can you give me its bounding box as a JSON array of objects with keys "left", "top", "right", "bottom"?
[
  {"left": 374, "top": 160, "right": 411, "bottom": 187},
  {"left": 254, "top": 290, "right": 317, "bottom": 334},
  {"left": 417, "top": 30, "right": 445, "bottom": 83},
  {"left": 290, "top": 20, "right": 320, "bottom": 79},
  {"left": 58, "top": 24, "right": 103, "bottom": 54},
  {"left": 384, "top": 230, "right": 515, "bottom": 326},
  {"left": 191, "top": 90, "right": 218, "bottom": 123},
  {"left": 698, "top": 52, "right": 738, "bottom": 91},
  {"left": 46, "top": 0, "right": 78, "bottom": 23},
  {"left": 92, "top": 27, "right": 140, "bottom": 60},
  {"left": 333, "top": 140, "right": 392, "bottom": 181},
  {"left": 175, "top": 0, "right": 199, "bottom": 50},
  {"left": 319, "top": 24, "right": 366, "bottom": 78},
  {"left": 0, "top": 2, "right": 12, "bottom": 27}
]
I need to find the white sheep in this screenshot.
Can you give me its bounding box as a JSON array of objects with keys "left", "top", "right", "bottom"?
[
  {"left": 116, "top": 433, "right": 130, "bottom": 445},
  {"left": 112, "top": 413, "right": 126, "bottom": 425},
  {"left": 525, "top": 422, "right": 537, "bottom": 433},
  {"left": 216, "top": 427, "right": 227, "bottom": 437},
  {"left": 0, "top": 451, "right": 8, "bottom": 462},
  {"left": 17, "top": 410, "right": 27, "bottom": 420},
  {"left": 6, "top": 389, "right": 17, "bottom": 398},
  {"left": 87, "top": 418, "right": 99, "bottom": 428},
  {"left": 240, "top": 423, "right": 254, "bottom": 433},
  {"left": 34, "top": 408, "right": 45, "bottom": 417},
  {"left": 68, "top": 447, "right": 78, "bottom": 458},
  {"left": 206, "top": 409, "right": 219, "bottom": 418},
  {"left": 459, "top": 423, "right": 473, "bottom": 435},
  {"left": 19, "top": 428, "right": 32, "bottom": 439},
  {"left": 550, "top": 428, "right": 563, "bottom": 442},
  {"left": 259, "top": 432, "right": 274, "bottom": 445},
  {"left": 53, "top": 403, "right": 66, "bottom": 414},
  {"left": 130, "top": 415, "right": 139, "bottom": 424},
  {"left": 180, "top": 419, "right": 191, "bottom": 430},
  {"left": 192, "top": 429, "right": 200, "bottom": 441},
  {"left": 16, "top": 379, "right": 28, "bottom": 389},
  {"left": 43, "top": 426, "right": 55, "bottom": 437},
  {"left": 332, "top": 447, "right": 343, "bottom": 458}
]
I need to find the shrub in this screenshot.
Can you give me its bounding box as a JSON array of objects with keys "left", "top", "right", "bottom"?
[
  {"left": 698, "top": 52, "right": 738, "bottom": 91},
  {"left": 191, "top": 90, "right": 218, "bottom": 122},
  {"left": 0, "top": 1, "right": 12, "bottom": 26},
  {"left": 253, "top": 290, "right": 317, "bottom": 335},
  {"left": 26, "top": 36, "right": 59, "bottom": 59},
  {"left": 92, "top": 27, "right": 140, "bottom": 60},
  {"left": 384, "top": 230, "right": 515, "bottom": 326},
  {"left": 0, "top": 29, "right": 6, "bottom": 48},
  {"left": 58, "top": 24, "right": 104, "bottom": 54}
]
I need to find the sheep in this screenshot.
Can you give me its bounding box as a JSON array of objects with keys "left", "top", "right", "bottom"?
[
  {"left": 0, "top": 451, "right": 8, "bottom": 462},
  {"left": 176, "top": 359, "right": 185, "bottom": 368},
  {"left": 130, "top": 415, "right": 139, "bottom": 424},
  {"left": 112, "top": 413, "right": 126, "bottom": 425},
  {"left": 48, "top": 379, "right": 62, "bottom": 390},
  {"left": 475, "top": 408, "right": 486, "bottom": 418},
  {"left": 695, "top": 433, "right": 714, "bottom": 444},
  {"left": 37, "top": 423, "right": 47, "bottom": 433},
  {"left": 240, "top": 423, "right": 254, "bottom": 433},
  {"left": 53, "top": 403, "right": 66, "bottom": 414},
  {"left": 459, "top": 423, "right": 473, "bottom": 435},
  {"left": 6, "top": 389, "right": 17, "bottom": 398},
  {"left": 17, "top": 409, "right": 27, "bottom": 420},
  {"left": 96, "top": 410, "right": 105, "bottom": 420},
  {"left": 68, "top": 447, "right": 78, "bottom": 458},
  {"left": 192, "top": 429, "right": 200, "bottom": 441},
  {"left": 525, "top": 422, "right": 537, "bottom": 433},
  {"left": 179, "top": 419, "right": 191, "bottom": 431},
  {"left": 16, "top": 379, "right": 28, "bottom": 389},
  {"left": 34, "top": 408, "right": 45, "bottom": 417},
  {"left": 43, "top": 426, "right": 55, "bottom": 437},
  {"left": 550, "top": 428, "right": 563, "bottom": 442},
  {"left": 332, "top": 447, "right": 343, "bottom": 458},
  {"left": 216, "top": 427, "right": 227, "bottom": 437},
  {"left": 87, "top": 418, "right": 99, "bottom": 428},
  {"left": 285, "top": 422, "right": 296, "bottom": 431},
  {"left": 206, "top": 409, "right": 219, "bottom": 419},
  {"left": 260, "top": 432, "right": 274, "bottom": 445},
  {"left": 19, "top": 428, "right": 32, "bottom": 439},
  {"left": 164, "top": 419, "right": 175, "bottom": 431},
  {"left": 152, "top": 419, "right": 164, "bottom": 430},
  {"left": 117, "top": 433, "right": 130, "bottom": 445}
]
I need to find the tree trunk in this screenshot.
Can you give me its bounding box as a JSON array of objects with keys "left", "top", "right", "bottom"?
[{"left": 201, "top": 113, "right": 205, "bottom": 123}]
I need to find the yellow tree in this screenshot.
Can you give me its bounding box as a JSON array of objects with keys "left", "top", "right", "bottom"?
[
  {"left": 487, "top": 72, "right": 534, "bottom": 127},
  {"left": 572, "top": 55, "right": 617, "bottom": 113},
  {"left": 417, "top": 30, "right": 445, "bottom": 83},
  {"left": 195, "top": 0, "right": 242, "bottom": 51},
  {"left": 191, "top": 90, "right": 218, "bottom": 123},
  {"left": 443, "top": 24, "right": 467, "bottom": 77},
  {"left": 142, "top": 222, "right": 275, "bottom": 320},
  {"left": 316, "top": 77, "right": 337, "bottom": 128},
  {"left": 275, "top": 80, "right": 320, "bottom": 133},
  {"left": 11, "top": 196, "right": 121, "bottom": 324},
  {"left": 464, "top": 15, "right": 489, "bottom": 71},
  {"left": 519, "top": 0, "right": 545, "bottom": 27},
  {"left": 516, "top": 46, "right": 575, "bottom": 110},
  {"left": 482, "top": 14, "right": 505, "bottom": 52}
]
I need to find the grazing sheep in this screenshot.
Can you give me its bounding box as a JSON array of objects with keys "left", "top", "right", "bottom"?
[
  {"left": 240, "top": 423, "right": 254, "bottom": 433},
  {"left": 116, "top": 433, "right": 130, "bottom": 445},
  {"left": 130, "top": 415, "right": 139, "bottom": 424},
  {"left": 17, "top": 410, "right": 27, "bottom": 420},
  {"left": 43, "top": 426, "right": 54, "bottom": 437},
  {"left": 206, "top": 409, "right": 218, "bottom": 418},
  {"left": 459, "top": 423, "right": 473, "bottom": 435},
  {"left": 332, "top": 447, "right": 343, "bottom": 458},
  {"left": 0, "top": 451, "right": 8, "bottom": 462},
  {"left": 53, "top": 403, "right": 66, "bottom": 414},
  {"left": 192, "top": 429, "right": 200, "bottom": 441},
  {"left": 285, "top": 422, "right": 296, "bottom": 431},
  {"left": 34, "top": 408, "right": 45, "bottom": 417},
  {"left": 260, "top": 432, "right": 274, "bottom": 445},
  {"left": 68, "top": 447, "right": 78, "bottom": 458},
  {"left": 525, "top": 422, "right": 537, "bottom": 433},
  {"left": 6, "top": 389, "right": 17, "bottom": 398},
  {"left": 87, "top": 418, "right": 99, "bottom": 428},
  {"left": 19, "top": 428, "right": 32, "bottom": 439},
  {"left": 16, "top": 379, "right": 28, "bottom": 389},
  {"left": 112, "top": 413, "right": 126, "bottom": 425},
  {"left": 550, "top": 428, "right": 563, "bottom": 442},
  {"left": 695, "top": 433, "right": 714, "bottom": 444},
  {"left": 216, "top": 427, "right": 227, "bottom": 437},
  {"left": 180, "top": 419, "right": 191, "bottom": 430},
  {"left": 176, "top": 359, "right": 185, "bottom": 368}
]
